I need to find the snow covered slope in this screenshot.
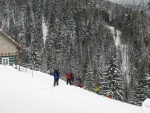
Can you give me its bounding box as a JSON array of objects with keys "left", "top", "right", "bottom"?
[{"left": 0, "top": 65, "right": 149, "bottom": 113}]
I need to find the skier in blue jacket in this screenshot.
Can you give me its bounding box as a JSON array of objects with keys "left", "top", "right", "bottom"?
[{"left": 53, "top": 69, "right": 60, "bottom": 86}]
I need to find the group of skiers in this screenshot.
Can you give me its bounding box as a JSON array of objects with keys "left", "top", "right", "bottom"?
[
  {"left": 51, "top": 69, "right": 113, "bottom": 98},
  {"left": 51, "top": 69, "right": 83, "bottom": 88}
]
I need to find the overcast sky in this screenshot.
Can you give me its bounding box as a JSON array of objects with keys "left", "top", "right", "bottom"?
[{"left": 109, "top": 0, "right": 148, "bottom": 6}]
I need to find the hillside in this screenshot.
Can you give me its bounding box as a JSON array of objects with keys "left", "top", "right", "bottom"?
[{"left": 0, "top": 65, "right": 149, "bottom": 113}]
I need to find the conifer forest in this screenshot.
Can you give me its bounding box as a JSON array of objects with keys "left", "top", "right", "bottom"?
[{"left": 0, "top": 0, "right": 150, "bottom": 106}]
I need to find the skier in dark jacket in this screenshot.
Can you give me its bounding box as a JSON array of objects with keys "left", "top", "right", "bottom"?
[
  {"left": 76, "top": 76, "right": 83, "bottom": 88},
  {"left": 53, "top": 69, "right": 60, "bottom": 86},
  {"left": 70, "top": 72, "right": 74, "bottom": 85}
]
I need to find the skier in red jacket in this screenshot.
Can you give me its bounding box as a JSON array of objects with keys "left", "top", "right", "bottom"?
[{"left": 65, "top": 72, "right": 72, "bottom": 85}]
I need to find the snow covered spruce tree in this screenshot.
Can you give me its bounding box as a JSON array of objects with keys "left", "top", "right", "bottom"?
[
  {"left": 28, "top": 0, "right": 43, "bottom": 70},
  {"left": 102, "top": 58, "right": 126, "bottom": 102},
  {"left": 130, "top": 58, "right": 150, "bottom": 106}
]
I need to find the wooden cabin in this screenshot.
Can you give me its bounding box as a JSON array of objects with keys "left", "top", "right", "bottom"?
[{"left": 0, "top": 29, "right": 24, "bottom": 66}]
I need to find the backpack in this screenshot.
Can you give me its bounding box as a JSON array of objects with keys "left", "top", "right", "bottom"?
[{"left": 70, "top": 72, "right": 74, "bottom": 81}]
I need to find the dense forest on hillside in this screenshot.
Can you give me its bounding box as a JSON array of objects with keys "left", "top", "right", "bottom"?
[{"left": 0, "top": 0, "right": 150, "bottom": 106}]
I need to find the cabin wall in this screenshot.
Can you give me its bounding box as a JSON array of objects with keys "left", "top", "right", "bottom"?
[{"left": 0, "top": 32, "right": 18, "bottom": 54}]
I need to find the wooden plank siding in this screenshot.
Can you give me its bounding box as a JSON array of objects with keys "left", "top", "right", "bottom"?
[{"left": 0, "top": 55, "right": 17, "bottom": 65}]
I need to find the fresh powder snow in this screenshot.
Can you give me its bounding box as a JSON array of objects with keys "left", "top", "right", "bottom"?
[{"left": 0, "top": 65, "right": 149, "bottom": 113}]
